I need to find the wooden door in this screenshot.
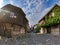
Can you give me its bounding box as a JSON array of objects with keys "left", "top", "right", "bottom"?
[{"left": 0, "top": 23, "right": 5, "bottom": 36}]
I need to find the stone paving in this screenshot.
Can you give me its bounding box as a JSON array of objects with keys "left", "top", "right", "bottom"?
[{"left": 0, "top": 33, "right": 60, "bottom": 45}]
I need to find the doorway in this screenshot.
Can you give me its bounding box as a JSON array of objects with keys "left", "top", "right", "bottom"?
[{"left": 47, "top": 27, "right": 51, "bottom": 34}]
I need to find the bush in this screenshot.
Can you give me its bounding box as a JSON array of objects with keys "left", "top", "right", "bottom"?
[{"left": 35, "top": 25, "right": 41, "bottom": 33}]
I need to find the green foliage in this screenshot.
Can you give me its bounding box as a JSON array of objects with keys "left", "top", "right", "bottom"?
[
  {"left": 35, "top": 24, "right": 41, "bottom": 33},
  {"left": 41, "top": 6, "right": 60, "bottom": 27},
  {"left": 35, "top": 6, "right": 60, "bottom": 32}
]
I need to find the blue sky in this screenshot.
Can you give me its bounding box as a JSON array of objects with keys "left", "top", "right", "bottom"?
[{"left": 0, "top": 0, "right": 59, "bottom": 26}]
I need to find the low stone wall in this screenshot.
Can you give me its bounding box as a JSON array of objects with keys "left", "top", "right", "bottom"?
[{"left": 51, "top": 25, "right": 60, "bottom": 35}]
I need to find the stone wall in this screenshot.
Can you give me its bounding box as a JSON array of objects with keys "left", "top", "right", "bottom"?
[
  {"left": 40, "top": 25, "right": 60, "bottom": 35},
  {"left": 12, "top": 27, "right": 25, "bottom": 37},
  {"left": 51, "top": 25, "right": 60, "bottom": 35}
]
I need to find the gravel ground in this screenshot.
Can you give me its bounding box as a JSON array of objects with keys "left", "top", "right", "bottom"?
[{"left": 0, "top": 33, "right": 60, "bottom": 45}]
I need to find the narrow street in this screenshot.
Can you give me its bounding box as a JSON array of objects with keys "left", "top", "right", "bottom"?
[{"left": 0, "top": 33, "right": 60, "bottom": 45}]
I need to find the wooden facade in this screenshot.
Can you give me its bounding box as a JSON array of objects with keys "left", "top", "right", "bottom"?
[{"left": 0, "top": 4, "right": 29, "bottom": 37}]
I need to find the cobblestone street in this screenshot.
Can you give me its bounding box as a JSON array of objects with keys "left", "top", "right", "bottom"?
[{"left": 0, "top": 33, "right": 60, "bottom": 45}]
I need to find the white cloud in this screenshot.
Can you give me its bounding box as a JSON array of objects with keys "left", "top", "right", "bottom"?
[
  {"left": 0, "top": 0, "right": 4, "bottom": 8},
  {"left": 26, "top": 6, "right": 43, "bottom": 26},
  {"left": 10, "top": 0, "right": 14, "bottom": 4},
  {"left": 22, "top": 0, "right": 45, "bottom": 26},
  {"left": 47, "top": 0, "right": 49, "bottom": 2},
  {"left": 26, "top": 4, "right": 54, "bottom": 26},
  {"left": 57, "top": 0, "right": 60, "bottom": 6}
]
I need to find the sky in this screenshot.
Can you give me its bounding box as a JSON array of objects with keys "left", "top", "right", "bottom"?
[{"left": 0, "top": 0, "right": 60, "bottom": 26}]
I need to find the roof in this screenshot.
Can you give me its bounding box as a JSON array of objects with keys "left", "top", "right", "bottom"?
[
  {"left": 0, "top": 4, "right": 28, "bottom": 27},
  {"left": 38, "top": 4, "right": 60, "bottom": 23},
  {"left": 1, "top": 4, "right": 26, "bottom": 16}
]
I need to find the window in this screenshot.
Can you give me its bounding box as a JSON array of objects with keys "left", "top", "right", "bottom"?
[
  {"left": 52, "top": 12, "right": 54, "bottom": 17},
  {"left": 14, "top": 25, "right": 20, "bottom": 31},
  {"left": 5, "top": 23, "right": 13, "bottom": 30},
  {"left": 10, "top": 12, "right": 17, "bottom": 18},
  {"left": 10, "top": 12, "right": 14, "bottom": 18}
]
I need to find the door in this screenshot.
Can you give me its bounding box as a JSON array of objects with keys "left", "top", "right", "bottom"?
[
  {"left": 47, "top": 27, "right": 51, "bottom": 34},
  {"left": 5, "top": 23, "right": 13, "bottom": 37},
  {"left": 0, "top": 23, "right": 5, "bottom": 36}
]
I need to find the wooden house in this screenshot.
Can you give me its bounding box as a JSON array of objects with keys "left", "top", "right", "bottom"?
[{"left": 0, "top": 4, "right": 29, "bottom": 37}]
